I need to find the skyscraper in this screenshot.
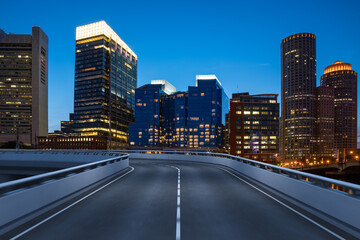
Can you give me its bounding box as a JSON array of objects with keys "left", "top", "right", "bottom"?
[
  {"left": 280, "top": 33, "right": 317, "bottom": 162},
  {"left": 228, "top": 93, "right": 279, "bottom": 162},
  {"left": 74, "top": 21, "right": 137, "bottom": 149},
  {"left": 0, "top": 27, "right": 48, "bottom": 147},
  {"left": 321, "top": 61, "right": 357, "bottom": 161}
]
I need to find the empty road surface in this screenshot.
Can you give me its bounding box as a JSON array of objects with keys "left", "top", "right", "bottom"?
[{"left": 7, "top": 160, "right": 352, "bottom": 240}]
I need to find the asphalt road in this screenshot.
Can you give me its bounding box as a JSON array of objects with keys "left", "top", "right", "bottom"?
[{"left": 10, "top": 161, "right": 349, "bottom": 240}]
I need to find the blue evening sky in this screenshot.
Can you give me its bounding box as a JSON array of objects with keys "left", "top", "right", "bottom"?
[{"left": 1, "top": 0, "right": 360, "bottom": 135}]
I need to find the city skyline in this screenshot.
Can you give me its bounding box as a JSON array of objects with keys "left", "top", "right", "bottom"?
[{"left": 1, "top": 0, "right": 360, "bottom": 140}]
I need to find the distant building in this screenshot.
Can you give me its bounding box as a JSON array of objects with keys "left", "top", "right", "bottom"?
[
  {"left": 321, "top": 61, "right": 358, "bottom": 161},
  {"left": 129, "top": 81, "right": 174, "bottom": 147},
  {"left": 228, "top": 93, "right": 279, "bottom": 163},
  {"left": 187, "top": 75, "right": 229, "bottom": 149},
  {"left": 38, "top": 132, "right": 107, "bottom": 150},
  {"left": 61, "top": 113, "right": 74, "bottom": 133},
  {"left": 314, "top": 86, "right": 335, "bottom": 160},
  {"left": 73, "top": 21, "right": 137, "bottom": 149},
  {"left": 222, "top": 113, "right": 230, "bottom": 153},
  {"left": 129, "top": 75, "right": 228, "bottom": 150},
  {"left": 280, "top": 33, "right": 317, "bottom": 162},
  {"left": 0, "top": 27, "right": 48, "bottom": 147},
  {"left": 168, "top": 91, "right": 188, "bottom": 147}
]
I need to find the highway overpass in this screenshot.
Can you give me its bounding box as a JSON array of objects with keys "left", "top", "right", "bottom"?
[{"left": 0, "top": 150, "right": 359, "bottom": 240}]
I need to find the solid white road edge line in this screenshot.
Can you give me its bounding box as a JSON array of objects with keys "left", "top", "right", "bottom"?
[
  {"left": 218, "top": 167, "right": 345, "bottom": 240},
  {"left": 10, "top": 167, "right": 135, "bottom": 240}
]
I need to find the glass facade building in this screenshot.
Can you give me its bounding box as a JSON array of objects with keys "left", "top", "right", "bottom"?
[
  {"left": 74, "top": 21, "right": 137, "bottom": 148},
  {"left": 228, "top": 93, "right": 279, "bottom": 163},
  {"left": 129, "top": 83, "right": 167, "bottom": 147},
  {"left": 280, "top": 33, "right": 317, "bottom": 162},
  {"left": 321, "top": 61, "right": 357, "bottom": 161},
  {"left": 188, "top": 75, "right": 228, "bottom": 148},
  {"left": 0, "top": 27, "right": 48, "bottom": 147},
  {"left": 130, "top": 75, "right": 228, "bottom": 149}
]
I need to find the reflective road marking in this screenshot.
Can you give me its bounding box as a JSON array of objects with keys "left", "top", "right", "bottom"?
[{"left": 10, "top": 167, "right": 135, "bottom": 240}]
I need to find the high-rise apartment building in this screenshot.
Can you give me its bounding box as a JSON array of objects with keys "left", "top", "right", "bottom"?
[
  {"left": 280, "top": 33, "right": 317, "bottom": 162},
  {"left": 0, "top": 27, "right": 48, "bottom": 147},
  {"left": 321, "top": 61, "right": 357, "bottom": 161},
  {"left": 229, "top": 93, "right": 279, "bottom": 162},
  {"left": 74, "top": 21, "right": 137, "bottom": 148},
  {"left": 130, "top": 75, "right": 228, "bottom": 149}
]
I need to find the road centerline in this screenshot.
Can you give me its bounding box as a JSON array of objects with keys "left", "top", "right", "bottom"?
[
  {"left": 146, "top": 162, "right": 181, "bottom": 240},
  {"left": 171, "top": 166, "right": 181, "bottom": 240}
]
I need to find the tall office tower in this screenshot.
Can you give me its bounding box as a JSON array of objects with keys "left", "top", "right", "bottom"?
[
  {"left": 321, "top": 61, "right": 357, "bottom": 161},
  {"left": 0, "top": 27, "right": 48, "bottom": 147},
  {"left": 280, "top": 33, "right": 316, "bottom": 162},
  {"left": 187, "top": 75, "right": 229, "bottom": 149},
  {"left": 129, "top": 80, "right": 176, "bottom": 147},
  {"left": 74, "top": 21, "right": 137, "bottom": 149},
  {"left": 229, "top": 93, "right": 279, "bottom": 162},
  {"left": 314, "top": 86, "right": 334, "bottom": 160}
]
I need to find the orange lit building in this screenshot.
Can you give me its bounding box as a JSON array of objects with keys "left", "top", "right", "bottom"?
[{"left": 321, "top": 61, "right": 358, "bottom": 161}]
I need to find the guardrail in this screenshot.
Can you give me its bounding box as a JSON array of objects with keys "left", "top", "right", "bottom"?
[
  {"left": 0, "top": 152, "right": 128, "bottom": 196},
  {"left": 0, "top": 151, "right": 130, "bottom": 235},
  {"left": 121, "top": 150, "right": 360, "bottom": 197}
]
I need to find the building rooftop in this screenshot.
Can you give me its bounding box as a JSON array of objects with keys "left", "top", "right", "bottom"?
[
  {"left": 151, "top": 80, "right": 177, "bottom": 95},
  {"left": 76, "top": 21, "right": 137, "bottom": 59},
  {"left": 324, "top": 61, "right": 352, "bottom": 74},
  {"left": 196, "top": 74, "right": 222, "bottom": 87}
]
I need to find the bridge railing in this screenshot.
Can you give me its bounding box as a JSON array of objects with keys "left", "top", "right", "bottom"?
[
  {"left": 0, "top": 150, "right": 130, "bottom": 235},
  {"left": 0, "top": 152, "right": 129, "bottom": 196},
  {"left": 121, "top": 150, "right": 360, "bottom": 197}
]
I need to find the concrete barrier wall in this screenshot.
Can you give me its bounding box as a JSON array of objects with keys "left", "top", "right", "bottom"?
[
  {"left": 0, "top": 150, "right": 121, "bottom": 163},
  {"left": 0, "top": 151, "right": 125, "bottom": 172},
  {"left": 0, "top": 158, "right": 128, "bottom": 234},
  {"left": 130, "top": 153, "right": 360, "bottom": 235}
]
